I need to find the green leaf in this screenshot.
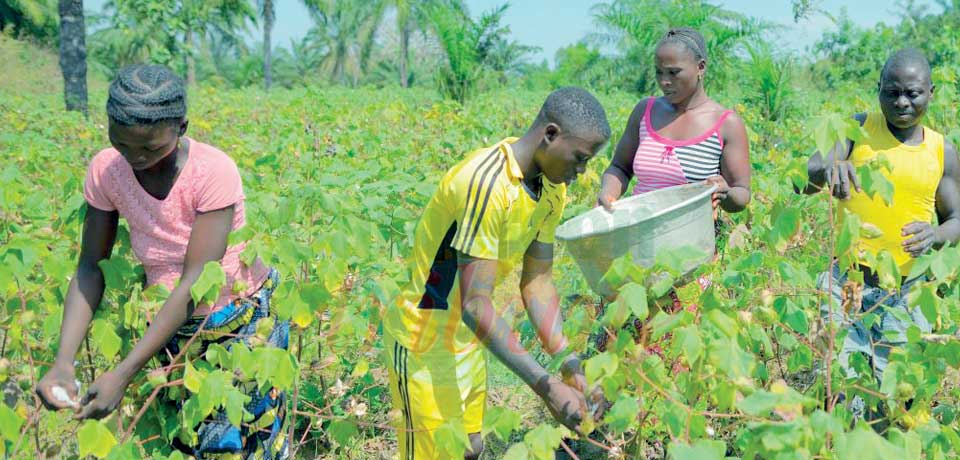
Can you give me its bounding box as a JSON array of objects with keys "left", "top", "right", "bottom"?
[
  {"left": 204, "top": 343, "right": 230, "bottom": 368},
  {"left": 669, "top": 439, "right": 726, "bottom": 460},
  {"left": 224, "top": 388, "right": 249, "bottom": 427},
  {"left": 709, "top": 338, "right": 755, "bottom": 379},
  {"left": 875, "top": 250, "right": 901, "bottom": 290},
  {"left": 226, "top": 225, "right": 255, "bottom": 246},
  {"left": 90, "top": 319, "right": 121, "bottom": 360},
  {"left": 908, "top": 283, "right": 939, "bottom": 326},
  {"left": 255, "top": 348, "right": 297, "bottom": 390},
  {"left": 190, "top": 261, "right": 227, "bottom": 306},
  {"left": 585, "top": 352, "right": 619, "bottom": 386},
  {"left": 649, "top": 311, "right": 693, "bottom": 341},
  {"left": 524, "top": 425, "right": 568, "bottom": 460},
  {"left": 845, "top": 117, "right": 869, "bottom": 143},
  {"left": 290, "top": 295, "right": 315, "bottom": 328},
  {"left": 184, "top": 361, "right": 202, "bottom": 393},
  {"left": 782, "top": 305, "right": 810, "bottom": 334},
  {"left": 837, "top": 210, "right": 860, "bottom": 266},
  {"left": 835, "top": 424, "right": 905, "bottom": 460},
  {"left": 811, "top": 113, "right": 850, "bottom": 158},
  {"left": 434, "top": 418, "right": 471, "bottom": 458},
  {"left": 604, "top": 396, "right": 639, "bottom": 434},
  {"left": 673, "top": 325, "right": 703, "bottom": 365},
  {"left": 648, "top": 271, "right": 677, "bottom": 298},
  {"left": 483, "top": 406, "right": 521, "bottom": 441},
  {"left": 197, "top": 370, "right": 228, "bottom": 416},
  {"left": 655, "top": 245, "right": 709, "bottom": 274},
  {"left": 0, "top": 402, "right": 24, "bottom": 441},
  {"left": 300, "top": 282, "right": 331, "bottom": 305},
  {"left": 370, "top": 275, "right": 400, "bottom": 307},
  {"left": 859, "top": 163, "right": 895, "bottom": 205},
  {"left": 705, "top": 309, "right": 738, "bottom": 338},
  {"left": 618, "top": 282, "right": 648, "bottom": 321},
  {"left": 502, "top": 442, "right": 530, "bottom": 460},
  {"left": 105, "top": 441, "right": 141, "bottom": 460},
  {"left": 351, "top": 358, "right": 370, "bottom": 379},
  {"left": 769, "top": 205, "right": 801, "bottom": 253},
  {"left": 601, "top": 295, "right": 630, "bottom": 330},
  {"left": 78, "top": 420, "right": 118, "bottom": 458},
  {"left": 327, "top": 419, "right": 359, "bottom": 447},
  {"left": 887, "top": 429, "right": 922, "bottom": 460},
  {"left": 736, "top": 384, "right": 816, "bottom": 419}
]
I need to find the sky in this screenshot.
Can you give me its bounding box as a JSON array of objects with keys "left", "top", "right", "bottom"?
[{"left": 85, "top": 0, "right": 938, "bottom": 64}]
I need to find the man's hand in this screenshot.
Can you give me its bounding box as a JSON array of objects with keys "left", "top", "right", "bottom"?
[
  {"left": 903, "top": 221, "right": 937, "bottom": 258},
  {"left": 560, "top": 353, "right": 607, "bottom": 420},
  {"left": 36, "top": 363, "right": 80, "bottom": 411},
  {"left": 825, "top": 161, "right": 861, "bottom": 200},
  {"left": 560, "top": 353, "right": 587, "bottom": 392},
  {"left": 75, "top": 370, "right": 129, "bottom": 420},
  {"left": 537, "top": 376, "right": 586, "bottom": 434}
]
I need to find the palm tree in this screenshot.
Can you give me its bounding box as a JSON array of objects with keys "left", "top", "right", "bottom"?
[
  {"left": 393, "top": 0, "right": 413, "bottom": 87},
  {"left": 302, "top": 0, "right": 385, "bottom": 85},
  {"left": 180, "top": 0, "right": 256, "bottom": 85},
  {"left": 258, "top": 0, "right": 275, "bottom": 90},
  {"left": 57, "top": 0, "right": 86, "bottom": 114},
  {"left": 591, "top": 0, "right": 766, "bottom": 93},
  {"left": 389, "top": 0, "right": 467, "bottom": 88},
  {"left": 90, "top": 0, "right": 254, "bottom": 83},
  {"left": 1, "top": 0, "right": 58, "bottom": 44},
  {"left": 426, "top": 3, "right": 535, "bottom": 102}
]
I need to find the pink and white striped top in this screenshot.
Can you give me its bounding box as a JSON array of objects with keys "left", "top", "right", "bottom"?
[{"left": 632, "top": 97, "right": 733, "bottom": 195}]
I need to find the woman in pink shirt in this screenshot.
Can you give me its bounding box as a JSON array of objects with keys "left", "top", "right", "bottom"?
[
  {"left": 35, "top": 64, "right": 288, "bottom": 458},
  {"left": 593, "top": 28, "right": 752, "bottom": 353},
  {"left": 597, "top": 27, "right": 751, "bottom": 215}
]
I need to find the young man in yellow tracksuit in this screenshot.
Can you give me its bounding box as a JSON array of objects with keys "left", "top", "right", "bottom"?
[{"left": 383, "top": 87, "right": 611, "bottom": 459}]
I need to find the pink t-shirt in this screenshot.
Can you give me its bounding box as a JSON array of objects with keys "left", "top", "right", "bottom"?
[{"left": 83, "top": 138, "right": 269, "bottom": 315}]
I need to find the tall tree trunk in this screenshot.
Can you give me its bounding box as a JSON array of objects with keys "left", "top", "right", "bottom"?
[
  {"left": 333, "top": 43, "right": 346, "bottom": 84},
  {"left": 398, "top": 21, "right": 410, "bottom": 88},
  {"left": 185, "top": 28, "right": 196, "bottom": 86},
  {"left": 263, "top": 0, "right": 274, "bottom": 90},
  {"left": 58, "top": 0, "right": 87, "bottom": 114}
]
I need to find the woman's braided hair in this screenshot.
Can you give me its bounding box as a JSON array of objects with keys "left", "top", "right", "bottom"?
[
  {"left": 657, "top": 27, "right": 707, "bottom": 61},
  {"left": 106, "top": 64, "right": 187, "bottom": 126}
]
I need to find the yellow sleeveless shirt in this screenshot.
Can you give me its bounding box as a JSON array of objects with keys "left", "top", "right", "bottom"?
[{"left": 840, "top": 112, "right": 944, "bottom": 272}]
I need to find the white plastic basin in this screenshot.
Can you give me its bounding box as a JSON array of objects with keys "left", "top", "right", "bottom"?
[{"left": 556, "top": 182, "right": 717, "bottom": 297}]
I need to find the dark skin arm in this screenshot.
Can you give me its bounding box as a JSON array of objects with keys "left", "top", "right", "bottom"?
[
  {"left": 519, "top": 241, "right": 584, "bottom": 390},
  {"left": 597, "top": 100, "right": 644, "bottom": 210},
  {"left": 458, "top": 251, "right": 585, "bottom": 433},
  {"left": 804, "top": 113, "right": 867, "bottom": 197},
  {"left": 74, "top": 206, "right": 235, "bottom": 420},
  {"left": 903, "top": 141, "right": 960, "bottom": 256},
  {"left": 36, "top": 206, "right": 118, "bottom": 410},
  {"left": 707, "top": 112, "right": 751, "bottom": 213}
]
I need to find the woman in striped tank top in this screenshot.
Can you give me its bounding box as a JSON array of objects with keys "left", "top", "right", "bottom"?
[
  {"left": 591, "top": 28, "right": 752, "bottom": 355},
  {"left": 597, "top": 27, "right": 751, "bottom": 215}
]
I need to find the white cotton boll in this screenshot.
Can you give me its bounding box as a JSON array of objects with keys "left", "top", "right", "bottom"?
[
  {"left": 51, "top": 386, "right": 71, "bottom": 403},
  {"left": 51, "top": 385, "right": 79, "bottom": 407}
]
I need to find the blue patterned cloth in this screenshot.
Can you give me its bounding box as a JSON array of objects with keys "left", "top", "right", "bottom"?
[
  {"left": 161, "top": 268, "right": 290, "bottom": 459},
  {"left": 817, "top": 265, "right": 931, "bottom": 420}
]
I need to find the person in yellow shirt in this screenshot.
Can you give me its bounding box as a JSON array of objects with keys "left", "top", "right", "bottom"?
[
  {"left": 382, "top": 87, "right": 611, "bottom": 459},
  {"left": 804, "top": 48, "right": 960, "bottom": 418}
]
